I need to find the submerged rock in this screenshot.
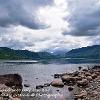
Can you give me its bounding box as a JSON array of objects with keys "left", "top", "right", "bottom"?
[
  {"left": 78, "top": 66, "right": 82, "bottom": 70},
  {"left": 44, "top": 83, "right": 50, "bottom": 87},
  {"left": 68, "top": 86, "right": 74, "bottom": 91},
  {"left": 24, "top": 84, "right": 30, "bottom": 87},
  {"left": 36, "top": 85, "right": 44, "bottom": 89}
]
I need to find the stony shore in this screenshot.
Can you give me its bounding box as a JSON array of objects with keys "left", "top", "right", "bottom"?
[
  {"left": 51, "top": 65, "right": 100, "bottom": 100},
  {"left": 0, "top": 66, "right": 100, "bottom": 100}
]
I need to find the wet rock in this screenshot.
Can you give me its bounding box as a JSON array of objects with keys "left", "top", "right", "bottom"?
[
  {"left": 73, "top": 71, "right": 79, "bottom": 77},
  {"left": 36, "top": 85, "right": 44, "bottom": 89},
  {"left": 24, "top": 84, "right": 30, "bottom": 87},
  {"left": 68, "top": 86, "right": 74, "bottom": 91},
  {"left": 82, "top": 69, "right": 88, "bottom": 72},
  {"left": 44, "top": 83, "right": 50, "bottom": 87},
  {"left": 36, "top": 78, "right": 38, "bottom": 79},
  {"left": 51, "top": 79, "right": 64, "bottom": 88},
  {"left": 78, "top": 66, "right": 82, "bottom": 70},
  {"left": 54, "top": 74, "right": 61, "bottom": 78},
  {"left": 77, "top": 79, "right": 88, "bottom": 87},
  {"left": 92, "top": 66, "right": 100, "bottom": 69}
]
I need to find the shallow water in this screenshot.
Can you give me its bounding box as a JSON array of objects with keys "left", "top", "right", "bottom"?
[{"left": 0, "top": 59, "right": 100, "bottom": 100}]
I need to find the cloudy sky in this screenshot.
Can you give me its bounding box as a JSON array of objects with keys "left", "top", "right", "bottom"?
[{"left": 0, "top": 0, "right": 100, "bottom": 52}]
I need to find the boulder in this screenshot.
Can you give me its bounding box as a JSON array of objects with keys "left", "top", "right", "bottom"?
[
  {"left": 51, "top": 79, "right": 64, "bottom": 88},
  {"left": 61, "top": 75, "right": 76, "bottom": 83},
  {"left": 77, "top": 79, "right": 88, "bottom": 87},
  {"left": 0, "top": 74, "right": 22, "bottom": 96}
]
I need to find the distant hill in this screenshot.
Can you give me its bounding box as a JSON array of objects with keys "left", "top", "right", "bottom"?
[
  {"left": 1, "top": 45, "right": 100, "bottom": 60},
  {"left": 0, "top": 47, "right": 56, "bottom": 60},
  {"left": 66, "top": 45, "right": 100, "bottom": 59}
]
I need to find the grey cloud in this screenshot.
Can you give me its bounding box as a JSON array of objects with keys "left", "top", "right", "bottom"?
[
  {"left": 64, "top": 0, "right": 100, "bottom": 36},
  {"left": 0, "top": 34, "right": 35, "bottom": 50},
  {"left": 0, "top": 0, "right": 53, "bottom": 29}
]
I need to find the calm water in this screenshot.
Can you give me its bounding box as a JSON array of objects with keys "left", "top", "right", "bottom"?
[{"left": 0, "top": 59, "right": 100, "bottom": 100}]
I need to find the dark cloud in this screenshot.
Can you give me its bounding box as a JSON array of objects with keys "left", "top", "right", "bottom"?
[
  {"left": 0, "top": 0, "right": 53, "bottom": 29},
  {"left": 63, "top": 0, "right": 100, "bottom": 36}
]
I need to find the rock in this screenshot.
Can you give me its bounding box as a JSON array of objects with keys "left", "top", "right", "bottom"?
[
  {"left": 12, "top": 98, "right": 21, "bottom": 100},
  {"left": 0, "top": 74, "right": 22, "bottom": 97},
  {"left": 24, "top": 84, "right": 30, "bottom": 87},
  {"left": 54, "top": 74, "right": 61, "bottom": 78},
  {"left": 68, "top": 86, "right": 74, "bottom": 91},
  {"left": 86, "top": 76, "right": 92, "bottom": 81},
  {"left": 78, "top": 74, "right": 86, "bottom": 79},
  {"left": 62, "top": 75, "right": 76, "bottom": 84},
  {"left": 74, "top": 90, "right": 87, "bottom": 99},
  {"left": 82, "top": 69, "right": 88, "bottom": 72},
  {"left": 36, "top": 85, "right": 44, "bottom": 89},
  {"left": 95, "top": 72, "right": 100, "bottom": 76},
  {"left": 51, "top": 79, "right": 64, "bottom": 88},
  {"left": 92, "top": 66, "right": 100, "bottom": 69},
  {"left": 92, "top": 74, "right": 97, "bottom": 79},
  {"left": 91, "top": 90, "right": 98, "bottom": 97},
  {"left": 85, "top": 72, "right": 91, "bottom": 77},
  {"left": 78, "top": 66, "right": 82, "bottom": 70},
  {"left": 36, "top": 78, "right": 38, "bottom": 79},
  {"left": 77, "top": 79, "right": 88, "bottom": 87},
  {"left": 1, "top": 74, "right": 23, "bottom": 89},
  {"left": 73, "top": 71, "right": 79, "bottom": 77},
  {"left": 44, "top": 83, "right": 50, "bottom": 87}
]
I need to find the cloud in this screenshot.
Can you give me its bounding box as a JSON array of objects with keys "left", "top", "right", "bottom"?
[
  {"left": 63, "top": 0, "right": 100, "bottom": 36},
  {"left": 0, "top": 0, "right": 100, "bottom": 51},
  {"left": 0, "top": 0, "right": 53, "bottom": 29}
]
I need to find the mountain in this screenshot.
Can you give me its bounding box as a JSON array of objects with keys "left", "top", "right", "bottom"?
[
  {"left": 0, "top": 47, "right": 56, "bottom": 60},
  {"left": 66, "top": 45, "right": 100, "bottom": 59}
]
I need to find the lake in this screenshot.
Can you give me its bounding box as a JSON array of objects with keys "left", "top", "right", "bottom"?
[{"left": 0, "top": 59, "right": 100, "bottom": 100}]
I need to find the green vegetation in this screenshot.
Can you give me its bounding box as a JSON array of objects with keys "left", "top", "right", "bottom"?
[
  {"left": 66, "top": 45, "right": 100, "bottom": 59},
  {"left": 0, "top": 47, "right": 55, "bottom": 60}
]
